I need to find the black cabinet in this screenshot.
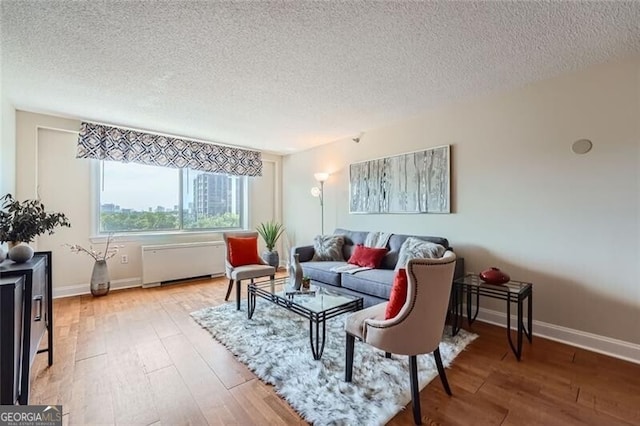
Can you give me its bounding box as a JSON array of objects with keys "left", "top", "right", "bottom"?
[
  {"left": 0, "top": 252, "right": 53, "bottom": 405},
  {"left": 0, "top": 275, "right": 25, "bottom": 404}
]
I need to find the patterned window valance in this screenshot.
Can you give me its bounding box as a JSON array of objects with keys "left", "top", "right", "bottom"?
[{"left": 76, "top": 122, "right": 262, "bottom": 176}]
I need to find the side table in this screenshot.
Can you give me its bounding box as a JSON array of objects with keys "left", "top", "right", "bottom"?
[{"left": 452, "top": 274, "right": 533, "bottom": 360}]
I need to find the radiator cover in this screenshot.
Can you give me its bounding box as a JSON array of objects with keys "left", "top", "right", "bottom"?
[{"left": 141, "top": 241, "right": 225, "bottom": 287}]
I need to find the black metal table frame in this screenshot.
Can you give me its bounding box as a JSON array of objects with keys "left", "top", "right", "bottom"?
[
  {"left": 450, "top": 277, "right": 532, "bottom": 361},
  {"left": 247, "top": 282, "right": 363, "bottom": 360}
]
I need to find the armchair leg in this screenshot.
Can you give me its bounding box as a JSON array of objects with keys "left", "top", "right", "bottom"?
[
  {"left": 385, "top": 352, "right": 392, "bottom": 359},
  {"left": 345, "top": 333, "right": 355, "bottom": 382},
  {"left": 224, "top": 279, "right": 234, "bottom": 301},
  {"left": 409, "top": 355, "right": 422, "bottom": 425},
  {"left": 236, "top": 280, "right": 241, "bottom": 310},
  {"left": 434, "top": 347, "right": 452, "bottom": 396}
]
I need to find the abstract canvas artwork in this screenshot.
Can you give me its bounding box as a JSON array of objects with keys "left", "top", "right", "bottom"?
[{"left": 349, "top": 145, "right": 450, "bottom": 214}]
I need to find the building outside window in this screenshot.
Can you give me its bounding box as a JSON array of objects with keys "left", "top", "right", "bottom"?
[{"left": 184, "top": 170, "right": 243, "bottom": 230}]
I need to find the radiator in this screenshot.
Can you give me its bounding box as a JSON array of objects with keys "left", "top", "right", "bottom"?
[{"left": 141, "top": 241, "right": 225, "bottom": 288}]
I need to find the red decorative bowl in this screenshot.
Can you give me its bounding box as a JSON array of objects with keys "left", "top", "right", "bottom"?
[{"left": 479, "top": 267, "right": 510, "bottom": 285}]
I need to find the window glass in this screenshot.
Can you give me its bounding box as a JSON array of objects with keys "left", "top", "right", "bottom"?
[
  {"left": 182, "top": 169, "right": 244, "bottom": 230},
  {"left": 99, "top": 162, "right": 245, "bottom": 233}
]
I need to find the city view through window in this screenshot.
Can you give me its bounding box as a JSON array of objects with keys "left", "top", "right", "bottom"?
[{"left": 100, "top": 162, "right": 244, "bottom": 232}]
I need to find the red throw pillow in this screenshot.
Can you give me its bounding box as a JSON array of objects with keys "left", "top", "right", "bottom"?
[
  {"left": 347, "top": 244, "right": 388, "bottom": 268},
  {"left": 227, "top": 237, "right": 261, "bottom": 267},
  {"left": 385, "top": 269, "right": 408, "bottom": 319}
]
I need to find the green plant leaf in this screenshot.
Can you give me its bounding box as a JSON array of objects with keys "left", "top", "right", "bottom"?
[
  {"left": 256, "top": 221, "right": 285, "bottom": 251},
  {"left": 0, "top": 193, "right": 71, "bottom": 243}
]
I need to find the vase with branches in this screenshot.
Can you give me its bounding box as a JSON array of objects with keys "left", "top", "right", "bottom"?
[{"left": 64, "top": 234, "right": 123, "bottom": 296}]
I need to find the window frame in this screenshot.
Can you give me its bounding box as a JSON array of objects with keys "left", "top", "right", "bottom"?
[{"left": 93, "top": 160, "right": 249, "bottom": 236}]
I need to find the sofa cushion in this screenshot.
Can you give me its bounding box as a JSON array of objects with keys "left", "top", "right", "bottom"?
[
  {"left": 291, "top": 245, "right": 315, "bottom": 262},
  {"left": 348, "top": 244, "right": 388, "bottom": 268},
  {"left": 380, "top": 233, "right": 449, "bottom": 270},
  {"left": 299, "top": 261, "right": 345, "bottom": 287},
  {"left": 227, "top": 236, "right": 261, "bottom": 266},
  {"left": 395, "top": 237, "right": 446, "bottom": 270},
  {"left": 385, "top": 269, "right": 408, "bottom": 319},
  {"left": 312, "top": 235, "right": 345, "bottom": 261},
  {"left": 334, "top": 228, "right": 368, "bottom": 260},
  {"left": 342, "top": 269, "right": 396, "bottom": 299}
]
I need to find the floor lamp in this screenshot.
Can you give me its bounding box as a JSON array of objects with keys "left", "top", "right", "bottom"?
[{"left": 311, "top": 172, "right": 329, "bottom": 235}]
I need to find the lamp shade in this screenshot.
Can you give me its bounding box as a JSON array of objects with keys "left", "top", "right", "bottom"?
[
  {"left": 314, "top": 172, "right": 329, "bottom": 182},
  {"left": 311, "top": 187, "right": 321, "bottom": 197}
]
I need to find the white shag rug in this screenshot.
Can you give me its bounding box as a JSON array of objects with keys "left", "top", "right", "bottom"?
[{"left": 191, "top": 300, "right": 476, "bottom": 426}]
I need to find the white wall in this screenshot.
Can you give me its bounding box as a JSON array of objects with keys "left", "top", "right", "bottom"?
[
  {"left": 283, "top": 59, "right": 640, "bottom": 348},
  {"left": 15, "top": 111, "right": 282, "bottom": 295},
  {"left": 1, "top": 98, "right": 15, "bottom": 196}
]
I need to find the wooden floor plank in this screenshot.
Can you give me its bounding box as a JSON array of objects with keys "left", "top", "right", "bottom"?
[
  {"left": 147, "top": 365, "right": 208, "bottom": 426},
  {"left": 26, "top": 276, "right": 640, "bottom": 426},
  {"left": 136, "top": 339, "right": 173, "bottom": 374},
  {"left": 106, "top": 348, "right": 159, "bottom": 425},
  {"left": 229, "top": 379, "right": 298, "bottom": 426},
  {"left": 148, "top": 305, "right": 181, "bottom": 339},
  {"left": 161, "top": 333, "right": 257, "bottom": 425},
  {"left": 162, "top": 298, "right": 256, "bottom": 389},
  {"left": 68, "top": 354, "right": 115, "bottom": 425}
]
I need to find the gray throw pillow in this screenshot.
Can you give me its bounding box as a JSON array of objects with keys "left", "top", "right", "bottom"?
[
  {"left": 395, "top": 237, "right": 445, "bottom": 270},
  {"left": 312, "top": 235, "right": 345, "bottom": 261}
]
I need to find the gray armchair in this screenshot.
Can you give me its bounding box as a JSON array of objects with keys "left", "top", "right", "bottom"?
[
  {"left": 344, "top": 251, "right": 457, "bottom": 425},
  {"left": 222, "top": 231, "right": 276, "bottom": 310}
]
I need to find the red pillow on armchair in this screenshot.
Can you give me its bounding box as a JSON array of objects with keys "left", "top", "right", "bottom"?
[
  {"left": 227, "top": 237, "right": 262, "bottom": 267},
  {"left": 348, "top": 244, "right": 388, "bottom": 268},
  {"left": 385, "top": 269, "right": 408, "bottom": 319}
]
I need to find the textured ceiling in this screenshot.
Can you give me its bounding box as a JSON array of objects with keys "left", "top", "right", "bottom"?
[{"left": 2, "top": 1, "right": 639, "bottom": 154}]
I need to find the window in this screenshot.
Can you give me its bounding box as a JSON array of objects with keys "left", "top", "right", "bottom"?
[
  {"left": 98, "top": 162, "right": 246, "bottom": 233},
  {"left": 183, "top": 169, "right": 244, "bottom": 230}
]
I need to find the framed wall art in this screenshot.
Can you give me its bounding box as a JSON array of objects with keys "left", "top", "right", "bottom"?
[{"left": 349, "top": 145, "right": 450, "bottom": 214}]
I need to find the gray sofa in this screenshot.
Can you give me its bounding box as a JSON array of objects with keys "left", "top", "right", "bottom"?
[{"left": 291, "top": 228, "right": 465, "bottom": 307}]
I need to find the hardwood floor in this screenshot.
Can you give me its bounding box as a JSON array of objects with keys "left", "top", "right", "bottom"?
[{"left": 30, "top": 276, "right": 640, "bottom": 425}]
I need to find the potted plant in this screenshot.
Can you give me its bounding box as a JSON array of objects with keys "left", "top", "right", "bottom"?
[
  {"left": 0, "top": 194, "right": 71, "bottom": 263},
  {"left": 256, "top": 221, "right": 285, "bottom": 268},
  {"left": 302, "top": 275, "right": 311, "bottom": 290}
]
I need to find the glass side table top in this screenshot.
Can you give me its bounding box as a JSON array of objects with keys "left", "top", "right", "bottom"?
[
  {"left": 251, "top": 277, "right": 361, "bottom": 313},
  {"left": 454, "top": 274, "right": 532, "bottom": 294}
]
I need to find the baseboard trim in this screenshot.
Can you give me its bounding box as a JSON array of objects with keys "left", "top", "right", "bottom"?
[
  {"left": 474, "top": 307, "right": 640, "bottom": 365},
  {"left": 53, "top": 277, "right": 142, "bottom": 298}
]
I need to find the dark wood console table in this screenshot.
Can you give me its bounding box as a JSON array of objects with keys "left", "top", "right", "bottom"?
[{"left": 0, "top": 251, "right": 53, "bottom": 404}]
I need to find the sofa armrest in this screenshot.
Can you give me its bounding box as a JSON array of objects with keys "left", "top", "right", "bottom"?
[
  {"left": 291, "top": 245, "right": 315, "bottom": 263},
  {"left": 453, "top": 257, "right": 465, "bottom": 280}
]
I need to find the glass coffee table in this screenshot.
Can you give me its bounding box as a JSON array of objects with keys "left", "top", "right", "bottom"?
[{"left": 247, "top": 277, "right": 363, "bottom": 360}]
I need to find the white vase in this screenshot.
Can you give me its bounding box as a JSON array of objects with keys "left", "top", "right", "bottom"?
[
  {"left": 90, "top": 260, "right": 110, "bottom": 296},
  {"left": 8, "top": 242, "right": 34, "bottom": 263}
]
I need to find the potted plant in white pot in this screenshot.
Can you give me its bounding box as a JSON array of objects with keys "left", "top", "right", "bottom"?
[
  {"left": 256, "top": 221, "right": 285, "bottom": 268},
  {"left": 0, "top": 194, "right": 71, "bottom": 263}
]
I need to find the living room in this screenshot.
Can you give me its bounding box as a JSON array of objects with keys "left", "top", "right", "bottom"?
[{"left": 1, "top": 2, "right": 639, "bottom": 425}]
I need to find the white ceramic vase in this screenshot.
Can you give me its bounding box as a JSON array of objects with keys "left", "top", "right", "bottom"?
[{"left": 8, "top": 242, "right": 35, "bottom": 263}]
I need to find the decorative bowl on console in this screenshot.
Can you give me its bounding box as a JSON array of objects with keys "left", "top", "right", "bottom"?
[{"left": 479, "top": 267, "right": 510, "bottom": 285}]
